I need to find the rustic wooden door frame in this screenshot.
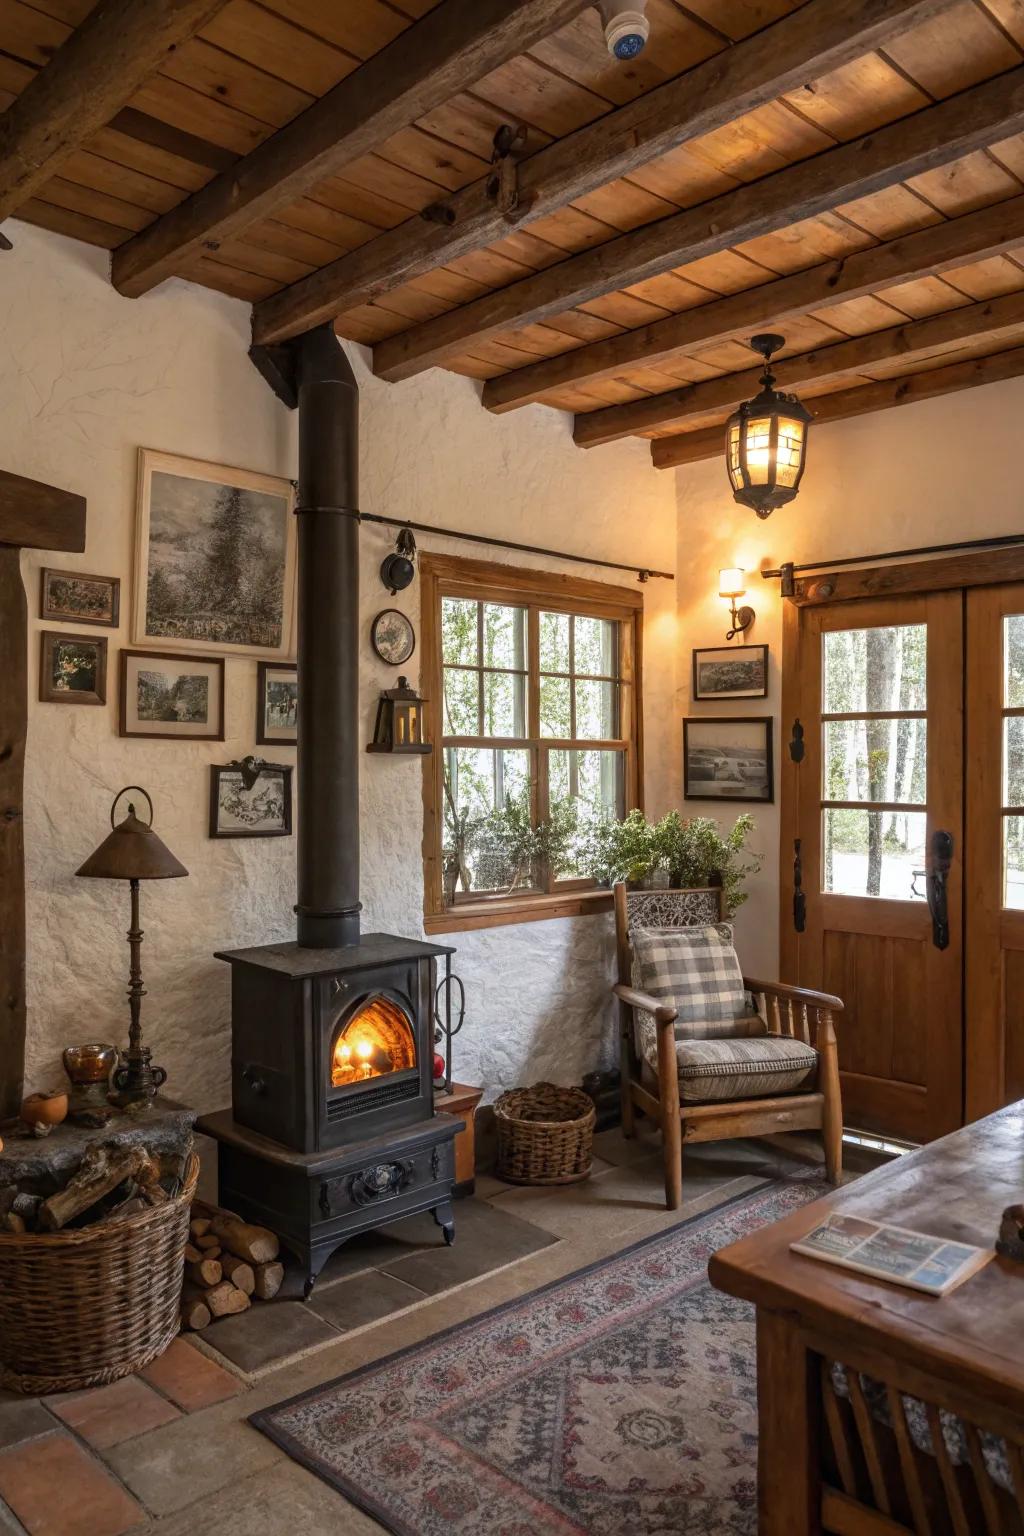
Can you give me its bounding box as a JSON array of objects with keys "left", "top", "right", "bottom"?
[{"left": 0, "top": 469, "right": 86, "bottom": 1119}]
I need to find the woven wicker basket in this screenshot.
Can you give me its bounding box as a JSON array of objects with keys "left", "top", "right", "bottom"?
[
  {"left": 494, "top": 1082, "right": 596, "bottom": 1185},
  {"left": 0, "top": 1152, "right": 199, "bottom": 1394}
]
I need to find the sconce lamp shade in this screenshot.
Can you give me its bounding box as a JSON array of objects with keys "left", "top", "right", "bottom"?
[
  {"left": 725, "top": 334, "right": 811, "bottom": 520},
  {"left": 718, "top": 567, "right": 746, "bottom": 599},
  {"left": 76, "top": 791, "right": 187, "bottom": 882}
]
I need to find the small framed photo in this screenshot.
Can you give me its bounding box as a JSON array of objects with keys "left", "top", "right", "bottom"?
[
  {"left": 120, "top": 649, "right": 224, "bottom": 740},
  {"left": 210, "top": 762, "right": 292, "bottom": 839},
  {"left": 257, "top": 662, "right": 297, "bottom": 745},
  {"left": 40, "top": 632, "right": 107, "bottom": 704},
  {"left": 133, "top": 448, "right": 296, "bottom": 660},
  {"left": 684, "top": 716, "right": 773, "bottom": 803},
  {"left": 693, "top": 644, "right": 768, "bottom": 700},
  {"left": 40, "top": 568, "right": 120, "bottom": 628}
]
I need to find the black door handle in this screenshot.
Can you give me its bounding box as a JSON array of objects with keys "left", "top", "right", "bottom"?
[{"left": 926, "top": 829, "right": 953, "bottom": 951}]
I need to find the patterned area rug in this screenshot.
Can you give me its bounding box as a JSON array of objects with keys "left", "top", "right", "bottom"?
[{"left": 253, "top": 1177, "right": 826, "bottom": 1536}]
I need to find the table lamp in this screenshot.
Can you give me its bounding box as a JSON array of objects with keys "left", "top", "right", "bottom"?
[{"left": 76, "top": 786, "right": 188, "bottom": 1109}]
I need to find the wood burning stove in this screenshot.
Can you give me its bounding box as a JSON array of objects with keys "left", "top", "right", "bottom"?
[{"left": 197, "top": 327, "right": 463, "bottom": 1297}]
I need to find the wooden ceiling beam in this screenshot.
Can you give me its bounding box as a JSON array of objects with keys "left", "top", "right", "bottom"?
[
  {"left": 110, "top": 0, "right": 593, "bottom": 300},
  {"left": 373, "top": 64, "right": 1024, "bottom": 385},
  {"left": 574, "top": 291, "right": 1024, "bottom": 446},
  {"left": 483, "top": 193, "right": 1024, "bottom": 414},
  {"left": 650, "top": 345, "right": 1024, "bottom": 469},
  {"left": 0, "top": 0, "right": 224, "bottom": 227},
  {"left": 250, "top": 0, "right": 956, "bottom": 347}
]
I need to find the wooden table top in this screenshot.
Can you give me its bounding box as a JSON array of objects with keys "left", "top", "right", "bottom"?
[{"left": 709, "top": 1103, "right": 1024, "bottom": 1413}]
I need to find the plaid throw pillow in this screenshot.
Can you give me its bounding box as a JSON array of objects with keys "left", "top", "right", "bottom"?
[{"left": 632, "top": 923, "right": 746, "bottom": 1024}]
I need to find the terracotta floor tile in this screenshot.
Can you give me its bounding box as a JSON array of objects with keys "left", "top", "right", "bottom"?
[
  {"left": 47, "top": 1375, "right": 180, "bottom": 1449},
  {"left": 0, "top": 1431, "right": 143, "bottom": 1536},
  {"left": 139, "top": 1338, "right": 240, "bottom": 1413}
]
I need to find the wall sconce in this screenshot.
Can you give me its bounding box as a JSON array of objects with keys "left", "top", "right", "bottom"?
[
  {"left": 368, "top": 676, "right": 432, "bottom": 755},
  {"left": 719, "top": 568, "right": 755, "bottom": 641}
]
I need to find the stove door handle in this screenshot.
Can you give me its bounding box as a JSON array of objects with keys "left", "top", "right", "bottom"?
[{"left": 242, "top": 1064, "right": 267, "bottom": 1097}]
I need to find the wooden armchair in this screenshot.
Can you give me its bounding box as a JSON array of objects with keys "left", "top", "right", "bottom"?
[{"left": 612, "top": 882, "right": 844, "bottom": 1210}]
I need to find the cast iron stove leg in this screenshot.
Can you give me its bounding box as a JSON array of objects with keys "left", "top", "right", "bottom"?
[{"left": 433, "top": 1200, "right": 455, "bottom": 1247}]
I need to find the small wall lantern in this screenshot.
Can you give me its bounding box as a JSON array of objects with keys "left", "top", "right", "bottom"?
[
  {"left": 719, "top": 568, "right": 755, "bottom": 640},
  {"left": 725, "top": 334, "right": 811, "bottom": 519},
  {"left": 368, "top": 676, "right": 431, "bottom": 755}
]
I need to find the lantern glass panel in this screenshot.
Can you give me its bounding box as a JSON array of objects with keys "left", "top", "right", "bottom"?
[
  {"left": 727, "top": 421, "right": 743, "bottom": 485},
  {"left": 742, "top": 416, "right": 774, "bottom": 483},
  {"left": 775, "top": 416, "right": 806, "bottom": 487}
]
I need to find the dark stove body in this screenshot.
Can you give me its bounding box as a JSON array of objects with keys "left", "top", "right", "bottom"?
[{"left": 197, "top": 934, "right": 461, "bottom": 1296}]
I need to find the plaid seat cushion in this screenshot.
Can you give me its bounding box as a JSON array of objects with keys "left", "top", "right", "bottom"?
[{"left": 676, "top": 1037, "right": 818, "bottom": 1103}]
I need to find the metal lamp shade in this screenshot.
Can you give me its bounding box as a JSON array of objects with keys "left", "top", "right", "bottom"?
[
  {"left": 726, "top": 392, "right": 811, "bottom": 520},
  {"left": 76, "top": 806, "right": 187, "bottom": 881}
]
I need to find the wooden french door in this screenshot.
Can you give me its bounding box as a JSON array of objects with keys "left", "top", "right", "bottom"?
[{"left": 786, "top": 593, "right": 964, "bottom": 1143}]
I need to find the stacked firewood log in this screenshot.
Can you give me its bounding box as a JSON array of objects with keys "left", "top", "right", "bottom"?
[
  {"left": 0, "top": 1141, "right": 187, "bottom": 1233},
  {"left": 180, "top": 1199, "right": 284, "bottom": 1331}
]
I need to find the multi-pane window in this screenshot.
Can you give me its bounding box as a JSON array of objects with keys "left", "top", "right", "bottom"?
[
  {"left": 820, "top": 624, "right": 927, "bottom": 900},
  {"left": 422, "top": 558, "right": 640, "bottom": 921}
]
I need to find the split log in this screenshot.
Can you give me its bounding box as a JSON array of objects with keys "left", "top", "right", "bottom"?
[
  {"left": 253, "top": 1261, "right": 284, "bottom": 1301},
  {"left": 184, "top": 1242, "right": 202, "bottom": 1264},
  {"left": 186, "top": 1256, "right": 222, "bottom": 1288},
  {"left": 38, "top": 1144, "right": 155, "bottom": 1231},
  {"left": 189, "top": 1217, "right": 212, "bottom": 1240},
  {"left": 196, "top": 1232, "right": 220, "bottom": 1250},
  {"left": 204, "top": 1281, "right": 250, "bottom": 1318},
  {"left": 192, "top": 1203, "right": 279, "bottom": 1265},
  {"left": 2, "top": 1212, "right": 25, "bottom": 1234},
  {"left": 220, "top": 1254, "right": 255, "bottom": 1295},
  {"left": 181, "top": 1286, "right": 211, "bottom": 1331}
]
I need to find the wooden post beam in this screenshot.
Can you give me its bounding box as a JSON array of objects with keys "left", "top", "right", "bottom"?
[
  {"left": 482, "top": 193, "right": 1024, "bottom": 414},
  {"left": 574, "top": 290, "right": 1024, "bottom": 446},
  {"left": 250, "top": 0, "right": 955, "bottom": 347},
  {"left": 649, "top": 344, "right": 1024, "bottom": 468},
  {"left": 0, "top": 0, "right": 225, "bottom": 226},
  {"left": 0, "top": 469, "right": 86, "bottom": 552},
  {"left": 111, "top": 0, "right": 593, "bottom": 300},
  {"left": 373, "top": 64, "right": 1024, "bottom": 384}
]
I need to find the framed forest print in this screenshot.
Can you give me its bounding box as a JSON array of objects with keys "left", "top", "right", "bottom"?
[
  {"left": 40, "top": 568, "right": 119, "bottom": 628},
  {"left": 132, "top": 449, "right": 296, "bottom": 660},
  {"left": 120, "top": 649, "right": 224, "bottom": 740}
]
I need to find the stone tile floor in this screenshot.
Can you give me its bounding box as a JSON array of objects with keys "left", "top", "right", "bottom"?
[{"left": 0, "top": 1128, "right": 844, "bottom": 1535}]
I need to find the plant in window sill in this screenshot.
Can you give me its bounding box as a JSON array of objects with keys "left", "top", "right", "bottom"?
[{"left": 572, "top": 809, "right": 762, "bottom": 915}]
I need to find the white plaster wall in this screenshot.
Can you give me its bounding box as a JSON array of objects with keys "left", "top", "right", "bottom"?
[
  {"left": 669, "top": 378, "right": 1024, "bottom": 978},
  {"left": 6, "top": 221, "right": 678, "bottom": 1110}
]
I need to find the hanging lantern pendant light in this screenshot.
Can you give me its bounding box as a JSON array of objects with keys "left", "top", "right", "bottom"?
[{"left": 725, "top": 333, "right": 812, "bottom": 519}]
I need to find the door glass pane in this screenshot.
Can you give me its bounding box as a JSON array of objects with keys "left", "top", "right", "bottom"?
[
  {"left": 823, "top": 625, "right": 926, "bottom": 714},
  {"left": 443, "top": 747, "right": 532, "bottom": 896},
  {"left": 441, "top": 598, "right": 478, "bottom": 667},
  {"left": 1005, "top": 816, "right": 1024, "bottom": 909},
  {"left": 823, "top": 719, "right": 927, "bottom": 804},
  {"left": 1004, "top": 615, "right": 1024, "bottom": 707},
  {"left": 822, "top": 809, "right": 927, "bottom": 899},
  {"left": 442, "top": 667, "right": 478, "bottom": 735},
  {"left": 1005, "top": 715, "right": 1024, "bottom": 806}
]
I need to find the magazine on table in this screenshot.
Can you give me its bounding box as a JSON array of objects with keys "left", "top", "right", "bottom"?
[{"left": 790, "top": 1213, "right": 993, "bottom": 1296}]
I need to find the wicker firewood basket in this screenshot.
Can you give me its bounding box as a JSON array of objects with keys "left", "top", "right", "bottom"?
[
  {"left": 0, "top": 1152, "right": 199, "bottom": 1395},
  {"left": 494, "top": 1083, "right": 596, "bottom": 1186}
]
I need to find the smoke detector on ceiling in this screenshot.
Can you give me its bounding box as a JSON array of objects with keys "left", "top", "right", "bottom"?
[{"left": 598, "top": 0, "right": 649, "bottom": 59}]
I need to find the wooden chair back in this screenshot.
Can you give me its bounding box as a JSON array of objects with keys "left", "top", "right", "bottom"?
[{"left": 612, "top": 881, "right": 726, "bottom": 988}]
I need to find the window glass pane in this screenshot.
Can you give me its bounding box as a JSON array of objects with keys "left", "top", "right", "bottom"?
[
  {"left": 442, "top": 666, "right": 478, "bottom": 735},
  {"left": 574, "top": 678, "right": 616, "bottom": 740},
  {"left": 822, "top": 625, "right": 926, "bottom": 714},
  {"left": 823, "top": 719, "right": 927, "bottom": 805},
  {"left": 574, "top": 616, "right": 616, "bottom": 677},
  {"left": 1005, "top": 615, "right": 1024, "bottom": 707},
  {"left": 1005, "top": 816, "right": 1024, "bottom": 909},
  {"left": 539, "top": 611, "right": 569, "bottom": 673},
  {"left": 443, "top": 747, "right": 532, "bottom": 897},
  {"left": 822, "top": 809, "right": 927, "bottom": 900},
  {"left": 483, "top": 670, "right": 526, "bottom": 738},
  {"left": 540, "top": 673, "right": 571, "bottom": 738},
  {"left": 548, "top": 749, "right": 625, "bottom": 878},
  {"left": 482, "top": 603, "right": 526, "bottom": 672},
  {"left": 441, "top": 598, "right": 478, "bottom": 667},
  {"left": 1004, "top": 715, "right": 1024, "bottom": 806}
]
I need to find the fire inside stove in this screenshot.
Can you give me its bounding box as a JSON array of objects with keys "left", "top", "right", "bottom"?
[{"left": 331, "top": 996, "right": 416, "bottom": 1087}]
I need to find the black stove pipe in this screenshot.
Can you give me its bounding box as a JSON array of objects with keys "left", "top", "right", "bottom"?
[{"left": 291, "top": 325, "right": 361, "bottom": 948}]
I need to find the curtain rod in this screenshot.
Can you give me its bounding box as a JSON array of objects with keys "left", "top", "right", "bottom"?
[
  {"left": 760, "top": 531, "right": 1024, "bottom": 585},
  {"left": 358, "top": 510, "right": 673, "bottom": 583}
]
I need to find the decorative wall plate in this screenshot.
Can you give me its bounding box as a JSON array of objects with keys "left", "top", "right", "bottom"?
[{"left": 371, "top": 608, "right": 415, "bottom": 666}]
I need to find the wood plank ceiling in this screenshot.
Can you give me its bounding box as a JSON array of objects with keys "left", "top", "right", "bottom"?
[{"left": 4, "top": 0, "right": 1024, "bottom": 468}]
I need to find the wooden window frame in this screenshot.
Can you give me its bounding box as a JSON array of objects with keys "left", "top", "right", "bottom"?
[{"left": 420, "top": 553, "right": 644, "bottom": 934}]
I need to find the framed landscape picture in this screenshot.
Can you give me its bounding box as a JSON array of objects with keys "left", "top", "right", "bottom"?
[
  {"left": 120, "top": 649, "right": 225, "bottom": 740},
  {"left": 40, "top": 568, "right": 119, "bottom": 628},
  {"left": 693, "top": 644, "right": 768, "bottom": 700},
  {"left": 256, "top": 662, "right": 298, "bottom": 745},
  {"left": 210, "top": 762, "right": 292, "bottom": 839},
  {"left": 683, "top": 716, "right": 773, "bottom": 803},
  {"left": 39, "top": 632, "right": 107, "bottom": 705},
  {"left": 133, "top": 449, "right": 296, "bottom": 660}
]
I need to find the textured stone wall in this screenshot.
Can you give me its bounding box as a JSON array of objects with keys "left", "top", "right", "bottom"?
[{"left": 6, "top": 221, "right": 678, "bottom": 1111}]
